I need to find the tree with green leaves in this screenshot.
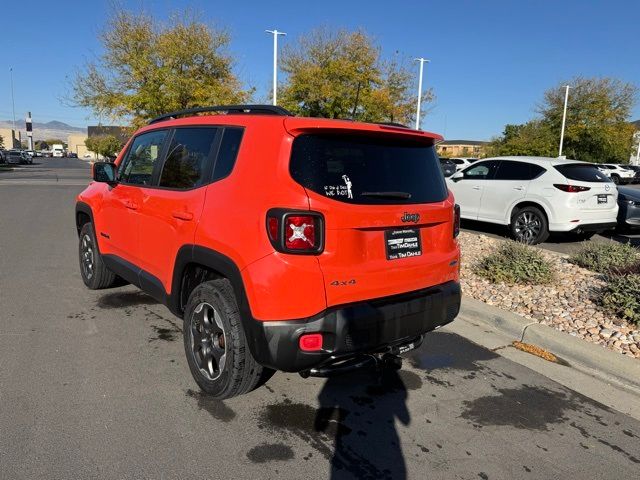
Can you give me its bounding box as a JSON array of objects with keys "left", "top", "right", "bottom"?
[
  {"left": 280, "top": 29, "right": 430, "bottom": 125},
  {"left": 489, "top": 77, "right": 637, "bottom": 163},
  {"left": 85, "top": 135, "right": 123, "bottom": 160},
  {"left": 71, "top": 8, "right": 250, "bottom": 128}
]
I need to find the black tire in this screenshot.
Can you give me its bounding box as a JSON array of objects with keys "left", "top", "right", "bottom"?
[
  {"left": 510, "top": 206, "right": 549, "bottom": 245},
  {"left": 611, "top": 174, "right": 620, "bottom": 185},
  {"left": 183, "top": 279, "right": 269, "bottom": 399},
  {"left": 79, "top": 222, "right": 117, "bottom": 289}
]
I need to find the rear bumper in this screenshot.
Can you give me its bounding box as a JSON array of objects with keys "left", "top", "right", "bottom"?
[
  {"left": 566, "top": 221, "right": 618, "bottom": 233},
  {"left": 244, "top": 280, "right": 461, "bottom": 372}
]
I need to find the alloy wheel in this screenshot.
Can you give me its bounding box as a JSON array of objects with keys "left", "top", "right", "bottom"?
[
  {"left": 81, "top": 234, "right": 95, "bottom": 280},
  {"left": 190, "top": 302, "right": 227, "bottom": 381},
  {"left": 513, "top": 212, "right": 541, "bottom": 243}
]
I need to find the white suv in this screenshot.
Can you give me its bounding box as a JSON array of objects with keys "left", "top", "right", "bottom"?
[
  {"left": 448, "top": 156, "right": 618, "bottom": 244},
  {"left": 596, "top": 164, "right": 635, "bottom": 185}
]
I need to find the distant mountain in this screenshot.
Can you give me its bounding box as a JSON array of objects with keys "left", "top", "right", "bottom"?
[
  {"left": 632, "top": 119, "right": 640, "bottom": 129},
  {"left": 0, "top": 119, "right": 86, "bottom": 142},
  {"left": 40, "top": 120, "right": 85, "bottom": 132}
]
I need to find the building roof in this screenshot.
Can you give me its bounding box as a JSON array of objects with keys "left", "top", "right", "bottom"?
[{"left": 438, "top": 139, "right": 489, "bottom": 146}]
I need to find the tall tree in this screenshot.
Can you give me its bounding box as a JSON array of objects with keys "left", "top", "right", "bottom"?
[
  {"left": 85, "top": 135, "right": 123, "bottom": 160},
  {"left": 490, "top": 77, "right": 637, "bottom": 163},
  {"left": 71, "top": 9, "right": 250, "bottom": 127},
  {"left": 0, "top": 134, "right": 4, "bottom": 149},
  {"left": 539, "top": 77, "right": 637, "bottom": 163},
  {"left": 280, "top": 29, "right": 430, "bottom": 125}
]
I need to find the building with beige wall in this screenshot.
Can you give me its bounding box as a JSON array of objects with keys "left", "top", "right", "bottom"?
[
  {"left": 0, "top": 128, "right": 20, "bottom": 149},
  {"left": 436, "top": 140, "right": 489, "bottom": 158},
  {"left": 68, "top": 132, "right": 90, "bottom": 158}
]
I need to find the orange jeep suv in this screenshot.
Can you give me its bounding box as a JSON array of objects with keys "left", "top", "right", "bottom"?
[{"left": 76, "top": 105, "right": 461, "bottom": 399}]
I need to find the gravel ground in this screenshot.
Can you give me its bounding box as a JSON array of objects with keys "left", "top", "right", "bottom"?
[{"left": 459, "top": 232, "right": 640, "bottom": 359}]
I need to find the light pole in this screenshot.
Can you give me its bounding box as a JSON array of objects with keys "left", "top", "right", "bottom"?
[
  {"left": 558, "top": 85, "right": 570, "bottom": 158},
  {"left": 10, "top": 67, "right": 16, "bottom": 132},
  {"left": 266, "top": 29, "right": 286, "bottom": 106},
  {"left": 414, "top": 58, "right": 430, "bottom": 130}
]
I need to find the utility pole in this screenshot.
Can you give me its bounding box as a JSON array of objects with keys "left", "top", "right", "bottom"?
[
  {"left": 558, "top": 85, "right": 570, "bottom": 158},
  {"left": 414, "top": 58, "right": 430, "bottom": 130},
  {"left": 635, "top": 137, "right": 640, "bottom": 165},
  {"left": 265, "top": 29, "right": 286, "bottom": 106}
]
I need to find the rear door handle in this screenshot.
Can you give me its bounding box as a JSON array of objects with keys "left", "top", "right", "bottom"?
[
  {"left": 514, "top": 186, "right": 525, "bottom": 191},
  {"left": 124, "top": 200, "right": 139, "bottom": 210},
  {"left": 473, "top": 185, "right": 481, "bottom": 190},
  {"left": 172, "top": 210, "right": 193, "bottom": 221}
]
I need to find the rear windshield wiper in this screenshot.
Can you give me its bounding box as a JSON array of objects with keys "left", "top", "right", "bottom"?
[{"left": 361, "top": 191, "right": 412, "bottom": 199}]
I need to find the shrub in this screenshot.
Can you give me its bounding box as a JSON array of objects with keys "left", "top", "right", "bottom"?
[
  {"left": 473, "top": 241, "right": 555, "bottom": 285},
  {"left": 600, "top": 274, "right": 640, "bottom": 325},
  {"left": 569, "top": 242, "right": 639, "bottom": 274}
]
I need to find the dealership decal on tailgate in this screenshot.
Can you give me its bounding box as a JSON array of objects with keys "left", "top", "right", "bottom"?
[{"left": 385, "top": 228, "right": 422, "bottom": 260}]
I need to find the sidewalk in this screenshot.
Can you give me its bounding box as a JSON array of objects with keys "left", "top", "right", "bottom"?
[{"left": 446, "top": 296, "right": 640, "bottom": 420}]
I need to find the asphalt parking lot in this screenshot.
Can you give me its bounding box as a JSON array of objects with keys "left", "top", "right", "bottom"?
[{"left": 1, "top": 158, "right": 640, "bottom": 479}]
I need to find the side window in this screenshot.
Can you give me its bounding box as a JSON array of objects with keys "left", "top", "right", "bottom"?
[
  {"left": 463, "top": 161, "right": 497, "bottom": 180},
  {"left": 213, "top": 128, "right": 244, "bottom": 181},
  {"left": 159, "top": 128, "right": 218, "bottom": 189},
  {"left": 495, "top": 161, "right": 536, "bottom": 180},
  {"left": 118, "top": 130, "right": 167, "bottom": 185}
]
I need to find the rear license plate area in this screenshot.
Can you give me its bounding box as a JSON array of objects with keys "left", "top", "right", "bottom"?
[
  {"left": 385, "top": 228, "right": 422, "bottom": 260},
  {"left": 597, "top": 195, "right": 607, "bottom": 204}
]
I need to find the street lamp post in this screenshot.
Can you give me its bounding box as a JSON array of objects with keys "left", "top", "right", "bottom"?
[
  {"left": 10, "top": 67, "right": 16, "bottom": 132},
  {"left": 414, "top": 58, "right": 430, "bottom": 130},
  {"left": 265, "top": 29, "right": 286, "bottom": 106},
  {"left": 558, "top": 85, "right": 570, "bottom": 158}
]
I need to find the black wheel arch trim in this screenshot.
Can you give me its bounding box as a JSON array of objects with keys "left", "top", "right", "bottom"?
[{"left": 75, "top": 201, "right": 95, "bottom": 237}]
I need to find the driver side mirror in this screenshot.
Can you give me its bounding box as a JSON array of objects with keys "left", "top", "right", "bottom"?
[
  {"left": 92, "top": 162, "right": 117, "bottom": 185},
  {"left": 451, "top": 171, "right": 464, "bottom": 182}
]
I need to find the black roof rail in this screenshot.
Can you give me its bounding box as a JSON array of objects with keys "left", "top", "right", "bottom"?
[
  {"left": 148, "top": 104, "right": 293, "bottom": 125},
  {"left": 376, "top": 122, "right": 411, "bottom": 128}
]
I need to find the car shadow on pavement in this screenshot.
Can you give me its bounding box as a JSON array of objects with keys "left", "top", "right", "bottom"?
[{"left": 96, "top": 290, "right": 158, "bottom": 309}]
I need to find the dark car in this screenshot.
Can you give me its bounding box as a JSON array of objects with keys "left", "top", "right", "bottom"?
[
  {"left": 67, "top": 152, "right": 78, "bottom": 158},
  {"left": 625, "top": 165, "right": 640, "bottom": 184},
  {"left": 439, "top": 158, "right": 457, "bottom": 177},
  {"left": 616, "top": 186, "right": 640, "bottom": 231}
]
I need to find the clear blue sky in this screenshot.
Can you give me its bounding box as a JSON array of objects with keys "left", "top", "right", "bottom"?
[{"left": 1, "top": 0, "right": 639, "bottom": 140}]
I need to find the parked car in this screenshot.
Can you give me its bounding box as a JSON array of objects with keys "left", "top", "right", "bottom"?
[
  {"left": 0, "top": 149, "right": 6, "bottom": 164},
  {"left": 6, "top": 149, "right": 31, "bottom": 165},
  {"left": 449, "top": 157, "right": 479, "bottom": 171},
  {"left": 75, "top": 104, "right": 462, "bottom": 399},
  {"left": 68, "top": 152, "right": 78, "bottom": 158},
  {"left": 624, "top": 165, "right": 640, "bottom": 184},
  {"left": 439, "top": 158, "right": 457, "bottom": 177},
  {"left": 597, "top": 164, "right": 635, "bottom": 185},
  {"left": 448, "top": 156, "right": 618, "bottom": 244},
  {"left": 616, "top": 186, "right": 640, "bottom": 232}
]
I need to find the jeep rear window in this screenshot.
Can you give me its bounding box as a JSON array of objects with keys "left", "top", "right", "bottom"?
[
  {"left": 289, "top": 134, "right": 448, "bottom": 204},
  {"left": 554, "top": 164, "right": 610, "bottom": 183}
]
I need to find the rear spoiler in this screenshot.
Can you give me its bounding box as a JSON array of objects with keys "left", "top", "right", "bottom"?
[{"left": 283, "top": 117, "right": 443, "bottom": 144}]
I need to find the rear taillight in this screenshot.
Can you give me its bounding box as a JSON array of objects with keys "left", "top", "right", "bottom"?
[
  {"left": 554, "top": 184, "right": 591, "bottom": 193},
  {"left": 453, "top": 204, "right": 460, "bottom": 238},
  {"left": 266, "top": 209, "right": 324, "bottom": 254}
]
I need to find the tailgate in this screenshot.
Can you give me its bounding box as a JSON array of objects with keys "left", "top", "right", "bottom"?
[{"left": 289, "top": 131, "right": 459, "bottom": 307}]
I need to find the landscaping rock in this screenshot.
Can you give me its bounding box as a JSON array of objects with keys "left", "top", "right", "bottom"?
[{"left": 459, "top": 232, "right": 640, "bottom": 359}]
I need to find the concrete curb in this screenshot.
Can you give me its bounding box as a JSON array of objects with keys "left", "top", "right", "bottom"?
[{"left": 459, "top": 296, "right": 640, "bottom": 391}]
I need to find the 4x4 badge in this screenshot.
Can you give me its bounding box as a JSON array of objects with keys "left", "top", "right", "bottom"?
[{"left": 401, "top": 212, "right": 420, "bottom": 223}]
